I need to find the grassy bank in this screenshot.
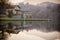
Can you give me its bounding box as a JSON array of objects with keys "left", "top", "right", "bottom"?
[{"left": 0, "top": 18, "right": 51, "bottom": 21}]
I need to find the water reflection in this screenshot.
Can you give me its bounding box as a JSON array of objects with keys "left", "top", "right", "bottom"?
[
  {"left": 0, "top": 21, "right": 32, "bottom": 40},
  {"left": 0, "top": 21, "right": 31, "bottom": 33},
  {"left": 0, "top": 21, "right": 42, "bottom": 40},
  {"left": 0, "top": 21, "right": 60, "bottom": 40}
]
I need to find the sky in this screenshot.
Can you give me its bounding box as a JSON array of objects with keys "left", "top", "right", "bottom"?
[
  {"left": 8, "top": 0, "right": 60, "bottom": 5},
  {"left": 24, "top": 0, "right": 60, "bottom": 5},
  {"left": 8, "top": 0, "right": 24, "bottom": 5}
]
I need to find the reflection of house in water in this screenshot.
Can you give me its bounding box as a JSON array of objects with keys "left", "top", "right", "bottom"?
[
  {"left": 0, "top": 21, "right": 32, "bottom": 34},
  {"left": 23, "top": 12, "right": 32, "bottom": 27},
  {"left": 0, "top": 21, "right": 31, "bottom": 40}
]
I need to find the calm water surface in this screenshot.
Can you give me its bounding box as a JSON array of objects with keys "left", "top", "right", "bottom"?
[{"left": 0, "top": 21, "right": 60, "bottom": 40}]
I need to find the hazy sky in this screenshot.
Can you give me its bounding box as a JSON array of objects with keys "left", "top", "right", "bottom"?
[
  {"left": 24, "top": 0, "right": 60, "bottom": 5},
  {"left": 6, "top": 0, "right": 60, "bottom": 5},
  {"left": 0, "top": 0, "right": 60, "bottom": 5}
]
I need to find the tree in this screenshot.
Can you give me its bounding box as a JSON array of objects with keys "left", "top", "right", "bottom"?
[{"left": 0, "top": 0, "right": 9, "bottom": 15}]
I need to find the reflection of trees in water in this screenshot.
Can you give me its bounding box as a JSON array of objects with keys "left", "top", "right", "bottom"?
[
  {"left": 0, "top": 21, "right": 9, "bottom": 40},
  {"left": 0, "top": 31, "right": 9, "bottom": 40},
  {"left": 0, "top": 21, "right": 31, "bottom": 40},
  {"left": 0, "top": 20, "right": 60, "bottom": 40}
]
